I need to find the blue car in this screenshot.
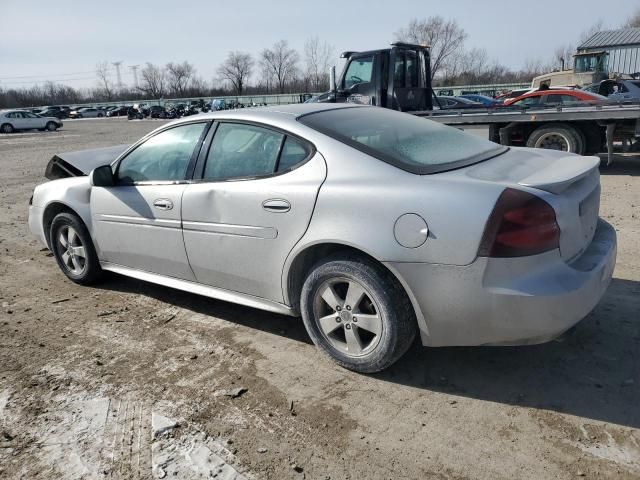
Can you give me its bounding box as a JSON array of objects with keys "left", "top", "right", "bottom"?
[{"left": 459, "top": 94, "right": 497, "bottom": 107}]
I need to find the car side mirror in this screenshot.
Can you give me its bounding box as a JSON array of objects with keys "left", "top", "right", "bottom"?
[{"left": 90, "top": 165, "right": 115, "bottom": 187}]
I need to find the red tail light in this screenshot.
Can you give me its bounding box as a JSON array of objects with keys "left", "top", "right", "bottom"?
[{"left": 478, "top": 188, "right": 560, "bottom": 258}]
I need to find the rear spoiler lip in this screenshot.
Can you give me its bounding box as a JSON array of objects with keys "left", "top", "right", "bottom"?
[{"left": 518, "top": 155, "right": 600, "bottom": 194}]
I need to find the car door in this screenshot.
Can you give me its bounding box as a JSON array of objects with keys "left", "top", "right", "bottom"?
[
  {"left": 23, "top": 112, "right": 45, "bottom": 129},
  {"left": 8, "top": 112, "right": 27, "bottom": 129},
  {"left": 90, "top": 121, "right": 210, "bottom": 279},
  {"left": 182, "top": 121, "right": 326, "bottom": 302}
]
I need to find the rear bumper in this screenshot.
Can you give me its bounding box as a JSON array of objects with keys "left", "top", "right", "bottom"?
[{"left": 387, "top": 219, "right": 617, "bottom": 347}]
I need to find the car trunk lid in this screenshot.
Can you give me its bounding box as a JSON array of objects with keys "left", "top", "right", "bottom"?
[{"left": 456, "top": 147, "right": 601, "bottom": 262}]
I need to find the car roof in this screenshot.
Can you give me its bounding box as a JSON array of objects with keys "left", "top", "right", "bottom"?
[{"left": 166, "top": 103, "right": 363, "bottom": 128}]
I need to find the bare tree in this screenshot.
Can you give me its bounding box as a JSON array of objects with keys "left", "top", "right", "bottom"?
[
  {"left": 166, "top": 61, "right": 195, "bottom": 97},
  {"left": 217, "top": 51, "right": 253, "bottom": 96},
  {"left": 95, "top": 62, "right": 114, "bottom": 101},
  {"left": 139, "top": 63, "right": 166, "bottom": 98},
  {"left": 260, "top": 41, "right": 300, "bottom": 94},
  {"left": 579, "top": 19, "right": 606, "bottom": 45},
  {"left": 394, "top": 16, "right": 467, "bottom": 80},
  {"left": 624, "top": 9, "right": 640, "bottom": 28},
  {"left": 186, "top": 76, "right": 209, "bottom": 97},
  {"left": 553, "top": 44, "right": 575, "bottom": 70},
  {"left": 304, "top": 37, "right": 334, "bottom": 91}
]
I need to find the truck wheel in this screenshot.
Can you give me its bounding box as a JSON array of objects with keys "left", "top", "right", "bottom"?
[
  {"left": 300, "top": 254, "right": 417, "bottom": 373},
  {"left": 526, "top": 124, "right": 584, "bottom": 154}
]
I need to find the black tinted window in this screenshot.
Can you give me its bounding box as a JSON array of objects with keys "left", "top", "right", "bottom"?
[
  {"left": 204, "top": 123, "right": 283, "bottom": 180},
  {"left": 277, "top": 137, "right": 311, "bottom": 171},
  {"left": 117, "top": 123, "right": 206, "bottom": 183},
  {"left": 299, "top": 107, "right": 506, "bottom": 174}
]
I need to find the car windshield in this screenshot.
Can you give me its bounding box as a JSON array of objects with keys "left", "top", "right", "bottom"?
[{"left": 299, "top": 107, "right": 507, "bottom": 174}]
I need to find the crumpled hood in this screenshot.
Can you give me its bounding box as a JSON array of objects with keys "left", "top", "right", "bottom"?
[{"left": 45, "top": 144, "right": 129, "bottom": 180}]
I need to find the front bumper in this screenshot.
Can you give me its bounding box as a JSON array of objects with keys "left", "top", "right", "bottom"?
[
  {"left": 28, "top": 205, "right": 48, "bottom": 247},
  {"left": 387, "top": 219, "right": 617, "bottom": 347}
]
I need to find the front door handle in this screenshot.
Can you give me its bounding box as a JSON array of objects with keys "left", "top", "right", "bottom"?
[
  {"left": 262, "top": 199, "right": 290, "bottom": 213},
  {"left": 153, "top": 199, "right": 174, "bottom": 210}
]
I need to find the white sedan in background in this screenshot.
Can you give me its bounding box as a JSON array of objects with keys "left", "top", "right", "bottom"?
[{"left": 0, "top": 110, "right": 62, "bottom": 133}]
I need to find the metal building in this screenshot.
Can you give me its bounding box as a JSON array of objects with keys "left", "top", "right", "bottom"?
[{"left": 577, "top": 27, "right": 640, "bottom": 75}]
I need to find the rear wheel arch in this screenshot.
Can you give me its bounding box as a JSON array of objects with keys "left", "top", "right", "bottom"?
[{"left": 284, "top": 243, "right": 419, "bottom": 314}]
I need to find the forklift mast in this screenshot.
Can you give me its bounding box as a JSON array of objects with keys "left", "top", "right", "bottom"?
[{"left": 327, "top": 43, "right": 433, "bottom": 111}]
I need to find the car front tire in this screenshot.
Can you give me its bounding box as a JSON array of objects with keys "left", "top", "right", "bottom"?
[
  {"left": 49, "top": 212, "right": 103, "bottom": 285},
  {"left": 300, "top": 254, "right": 417, "bottom": 373},
  {"left": 46, "top": 121, "right": 58, "bottom": 131}
]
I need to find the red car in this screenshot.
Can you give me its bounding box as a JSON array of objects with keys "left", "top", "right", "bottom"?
[{"left": 504, "top": 89, "right": 607, "bottom": 106}]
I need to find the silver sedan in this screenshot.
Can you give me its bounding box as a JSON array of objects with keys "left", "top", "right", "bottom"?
[{"left": 28, "top": 104, "right": 617, "bottom": 372}]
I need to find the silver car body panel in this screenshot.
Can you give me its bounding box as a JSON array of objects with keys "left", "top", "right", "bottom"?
[
  {"left": 91, "top": 184, "right": 195, "bottom": 280},
  {"left": 182, "top": 152, "right": 327, "bottom": 302},
  {"left": 28, "top": 104, "right": 617, "bottom": 347}
]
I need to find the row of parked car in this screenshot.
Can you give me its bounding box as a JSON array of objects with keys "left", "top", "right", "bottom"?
[{"left": 437, "top": 78, "right": 640, "bottom": 110}]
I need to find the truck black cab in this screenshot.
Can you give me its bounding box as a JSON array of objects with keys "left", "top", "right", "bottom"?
[{"left": 321, "top": 43, "right": 432, "bottom": 112}]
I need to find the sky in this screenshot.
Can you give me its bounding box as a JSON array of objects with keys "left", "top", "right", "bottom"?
[{"left": 0, "top": 0, "right": 635, "bottom": 90}]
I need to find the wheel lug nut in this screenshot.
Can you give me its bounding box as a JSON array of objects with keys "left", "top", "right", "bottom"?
[
  {"left": 352, "top": 317, "right": 357, "bottom": 322},
  {"left": 346, "top": 305, "right": 351, "bottom": 311},
  {"left": 336, "top": 306, "right": 342, "bottom": 311},
  {"left": 345, "top": 324, "right": 352, "bottom": 330},
  {"left": 335, "top": 317, "right": 341, "bottom": 323}
]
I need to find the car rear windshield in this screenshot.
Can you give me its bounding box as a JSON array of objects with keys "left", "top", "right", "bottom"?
[{"left": 298, "top": 107, "right": 507, "bottom": 174}]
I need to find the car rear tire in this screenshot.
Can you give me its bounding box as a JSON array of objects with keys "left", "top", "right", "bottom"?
[
  {"left": 300, "top": 254, "right": 417, "bottom": 373},
  {"left": 98, "top": 113, "right": 104, "bottom": 117},
  {"left": 1, "top": 123, "right": 14, "bottom": 134},
  {"left": 526, "top": 124, "right": 585, "bottom": 154},
  {"left": 46, "top": 121, "right": 58, "bottom": 131},
  {"left": 50, "top": 213, "right": 103, "bottom": 285}
]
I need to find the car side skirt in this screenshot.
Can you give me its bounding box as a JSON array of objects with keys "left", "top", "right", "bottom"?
[{"left": 100, "top": 262, "right": 296, "bottom": 316}]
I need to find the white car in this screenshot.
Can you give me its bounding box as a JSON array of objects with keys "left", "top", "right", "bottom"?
[
  {"left": 0, "top": 110, "right": 62, "bottom": 133},
  {"left": 69, "top": 107, "right": 104, "bottom": 119}
]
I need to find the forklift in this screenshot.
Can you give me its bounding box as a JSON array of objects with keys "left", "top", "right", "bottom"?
[{"left": 319, "top": 42, "right": 433, "bottom": 112}]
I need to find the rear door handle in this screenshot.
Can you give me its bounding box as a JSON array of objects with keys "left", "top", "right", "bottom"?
[
  {"left": 262, "top": 199, "right": 290, "bottom": 213},
  {"left": 153, "top": 199, "right": 174, "bottom": 210}
]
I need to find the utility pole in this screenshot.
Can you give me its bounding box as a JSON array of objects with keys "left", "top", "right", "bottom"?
[
  {"left": 129, "top": 65, "right": 139, "bottom": 89},
  {"left": 112, "top": 61, "right": 123, "bottom": 89}
]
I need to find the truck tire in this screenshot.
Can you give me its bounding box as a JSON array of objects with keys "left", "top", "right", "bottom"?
[
  {"left": 526, "top": 124, "right": 585, "bottom": 155},
  {"left": 300, "top": 254, "right": 417, "bottom": 373}
]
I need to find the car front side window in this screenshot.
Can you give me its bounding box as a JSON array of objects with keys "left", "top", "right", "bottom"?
[
  {"left": 116, "top": 122, "right": 207, "bottom": 184},
  {"left": 203, "top": 123, "right": 284, "bottom": 180}
]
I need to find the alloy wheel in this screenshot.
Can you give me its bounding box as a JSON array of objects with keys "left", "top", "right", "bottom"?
[
  {"left": 313, "top": 277, "right": 383, "bottom": 357},
  {"left": 56, "top": 225, "right": 86, "bottom": 275}
]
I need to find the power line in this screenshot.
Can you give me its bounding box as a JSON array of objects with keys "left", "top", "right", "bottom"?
[{"left": 0, "top": 69, "right": 115, "bottom": 80}]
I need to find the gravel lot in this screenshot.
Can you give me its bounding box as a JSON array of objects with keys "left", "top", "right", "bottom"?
[{"left": 0, "top": 118, "right": 639, "bottom": 479}]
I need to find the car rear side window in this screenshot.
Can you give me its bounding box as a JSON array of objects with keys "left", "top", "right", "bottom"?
[
  {"left": 277, "top": 137, "right": 311, "bottom": 172},
  {"left": 299, "top": 107, "right": 506, "bottom": 174},
  {"left": 203, "top": 123, "right": 284, "bottom": 180}
]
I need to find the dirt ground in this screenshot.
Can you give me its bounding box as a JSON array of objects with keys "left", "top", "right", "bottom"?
[{"left": 0, "top": 118, "right": 639, "bottom": 480}]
